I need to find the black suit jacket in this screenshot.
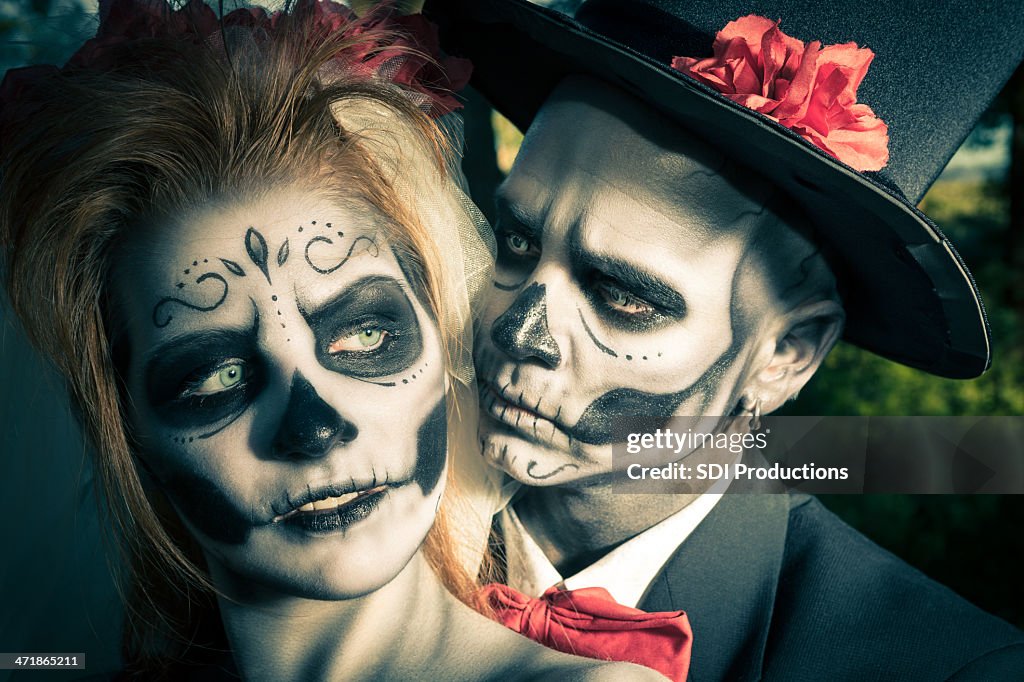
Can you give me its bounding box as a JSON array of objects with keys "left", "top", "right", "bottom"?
[{"left": 639, "top": 494, "right": 1024, "bottom": 681}]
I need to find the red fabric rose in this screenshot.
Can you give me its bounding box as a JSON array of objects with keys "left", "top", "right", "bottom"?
[{"left": 671, "top": 15, "right": 889, "bottom": 172}]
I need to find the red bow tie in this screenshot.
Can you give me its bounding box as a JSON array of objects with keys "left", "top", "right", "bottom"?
[{"left": 480, "top": 583, "right": 692, "bottom": 681}]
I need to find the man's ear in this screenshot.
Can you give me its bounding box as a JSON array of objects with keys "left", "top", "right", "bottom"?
[{"left": 747, "top": 300, "right": 844, "bottom": 414}]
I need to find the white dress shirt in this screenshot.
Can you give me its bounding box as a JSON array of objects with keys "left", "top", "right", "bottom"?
[{"left": 499, "top": 486, "right": 727, "bottom": 608}]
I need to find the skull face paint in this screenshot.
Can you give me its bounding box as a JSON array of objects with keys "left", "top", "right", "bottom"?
[
  {"left": 490, "top": 282, "right": 562, "bottom": 366},
  {"left": 475, "top": 76, "right": 784, "bottom": 486},
  {"left": 114, "top": 187, "right": 448, "bottom": 599}
]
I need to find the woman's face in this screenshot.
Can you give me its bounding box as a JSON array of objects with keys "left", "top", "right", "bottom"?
[{"left": 114, "top": 187, "right": 448, "bottom": 600}]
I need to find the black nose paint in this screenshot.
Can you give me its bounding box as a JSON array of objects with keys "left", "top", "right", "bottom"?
[
  {"left": 413, "top": 398, "right": 447, "bottom": 494},
  {"left": 272, "top": 372, "right": 357, "bottom": 459},
  {"left": 491, "top": 282, "right": 562, "bottom": 367}
]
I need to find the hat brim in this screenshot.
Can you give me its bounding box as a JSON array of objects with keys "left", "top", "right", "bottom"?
[{"left": 429, "top": 0, "right": 991, "bottom": 379}]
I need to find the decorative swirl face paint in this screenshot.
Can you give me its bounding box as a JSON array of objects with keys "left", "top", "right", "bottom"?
[
  {"left": 113, "top": 187, "right": 448, "bottom": 600},
  {"left": 474, "top": 77, "right": 784, "bottom": 487}
]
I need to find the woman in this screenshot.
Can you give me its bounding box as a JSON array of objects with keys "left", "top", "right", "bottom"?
[{"left": 0, "top": 1, "right": 664, "bottom": 678}]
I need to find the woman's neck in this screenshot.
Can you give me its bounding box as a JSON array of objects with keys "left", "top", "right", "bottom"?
[{"left": 214, "top": 551, "right": 456, "bottom": 681}]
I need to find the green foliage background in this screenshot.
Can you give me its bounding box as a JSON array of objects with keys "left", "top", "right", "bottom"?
[
  {"left": 784, "top": 174, "right": 1024, "bottom": 628},
  {"left": 790, "top": 178, "right": 1023, "bottom": 417}
]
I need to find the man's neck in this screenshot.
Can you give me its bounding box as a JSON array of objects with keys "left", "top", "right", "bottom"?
[{"left": 514, "top": 484, "right": 699, "bottom": 577}]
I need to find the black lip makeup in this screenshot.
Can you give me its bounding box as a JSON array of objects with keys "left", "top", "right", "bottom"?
[
  {"left": 282, "top": 486, "right": 390, "bottom": 534},
  {"left": 274, "top": 478, "right": 386, "bottom": 515}
]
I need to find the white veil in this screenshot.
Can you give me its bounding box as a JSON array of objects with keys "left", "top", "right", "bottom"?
[{"left": 330, "top": 97, "right": 505, "bottom": 574}]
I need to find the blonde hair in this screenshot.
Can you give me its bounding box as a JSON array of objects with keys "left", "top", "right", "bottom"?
[{"left": 1, "top": 7, "right": 481, "bottom": 675}]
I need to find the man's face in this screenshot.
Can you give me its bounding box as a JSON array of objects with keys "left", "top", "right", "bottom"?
[
  {"left": 115, "top": 187, "right": 448, "bottom": 600},
  {"left": 474, "top": 76, "right": 781, "bottom": 486}
]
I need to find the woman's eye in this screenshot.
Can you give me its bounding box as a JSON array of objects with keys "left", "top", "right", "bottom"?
[
  {"left": 597, "top": 281, "right": 654, "bottom": 315},
  {"left": 505, "top": 232, "right": 538, "bottom": 257},
  {"left": 188, "top": 362, "right": 247, "bottom": 396},
  {"left": 329, "top": 327, "right": 390, "bottom": 353}
]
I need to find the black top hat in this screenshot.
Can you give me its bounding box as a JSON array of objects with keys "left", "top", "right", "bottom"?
[{"left": 424, "top": 0, "right": 1024, "bottom": 379}]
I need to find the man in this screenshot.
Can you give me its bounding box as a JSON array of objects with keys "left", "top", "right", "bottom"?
[{"left": 427, "top": 0, "right": 1024, "bottom": 678}]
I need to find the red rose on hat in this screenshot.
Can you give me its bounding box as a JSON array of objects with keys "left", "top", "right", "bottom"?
[{"left": 671, "top": 15, "right": 889, "bottom": 172}]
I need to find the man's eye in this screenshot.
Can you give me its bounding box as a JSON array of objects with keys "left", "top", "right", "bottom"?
[
  {"left": 329, "top": 327, "right": 390, "bottom": 353},
  {"left": 597, "top": 281, "right": 654, "bottom": 315},
  {"left": 186, "top": 361, "right": 247, "bottom": 397},
  {"left": 505, "top": 232, "right": 539, "bottom": 257}
]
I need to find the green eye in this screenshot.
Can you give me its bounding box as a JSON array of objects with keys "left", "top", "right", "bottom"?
[
  {"left": 191, "top": 362, "right": 246, "bottom": 396},
  {"left": 358, "top": 328, "right": 383, "bottom": 347},
  {"left": 506, "top": 233, "right": 534, "bottom": 255},
  {"left": 329, "top": 327, "right": 389, "bottom": 354}
]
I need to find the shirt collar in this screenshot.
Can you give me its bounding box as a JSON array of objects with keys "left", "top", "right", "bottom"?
[{"left": 500, "top": 490, "right": 726, "bottom": 608}]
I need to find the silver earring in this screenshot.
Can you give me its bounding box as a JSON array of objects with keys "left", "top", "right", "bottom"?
[{"left": 749, "top": 396, "right": 763, "bottom": 431}]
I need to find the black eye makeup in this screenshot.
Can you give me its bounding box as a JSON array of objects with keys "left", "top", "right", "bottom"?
[
  {"left": 495, "top": 223, "right": 542, "bottom": 268},
  {"left": 582, "top": 272, "right": 668, "bottom": 332},
  {"left": 303, "top": 275, "right": 423, "bottom": 379},
  {"left": 499, "top": 229, "right": 541, "bottom": 259},
  {"left": 493, "top": 193, "right": 544, "bottom": 269},
  {"left": 573, "top": 252, "right": 687, "bottom": 333},
  {"left": 144, "top": 330, "right": 263, "bottom": 429},
  {"left": 182, "top": 360, "right": 249, "bottom": 397},
  {"left": 595, "top": 279, "right": 656, "bottom": 316}
]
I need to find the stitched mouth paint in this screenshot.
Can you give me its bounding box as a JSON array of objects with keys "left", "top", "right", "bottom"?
[
  {"left": 123, "top": 195, "right": 450, "bottom": 570},
  {"left": 282, "top": 487, "right": 390, "bottom": 535}
]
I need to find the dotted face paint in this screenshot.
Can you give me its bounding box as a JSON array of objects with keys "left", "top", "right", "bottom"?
[
  {"left": 473, "top": 79, "right": 777, "bottom": 486},
  {"left": 115, "top": 189, "right": 450, "bottom": 599}
]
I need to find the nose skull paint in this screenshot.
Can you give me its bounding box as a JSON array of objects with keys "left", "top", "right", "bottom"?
[
  {"left": 271, "top": 371, "right": 359, "bottom": 460},
  {"left": 490, "top": 282, "right": 562, "bottom": 367}
]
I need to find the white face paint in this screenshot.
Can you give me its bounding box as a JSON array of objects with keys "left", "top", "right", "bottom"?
[
  {"left": 115, "top": 187, "right": 448, "bottom": 599},
  {"left": 475, "top": 76, "right": 785, "bottom": 486}
]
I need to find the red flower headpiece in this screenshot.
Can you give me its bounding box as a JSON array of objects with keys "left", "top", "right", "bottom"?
[
  {"left": 2, "top": 0, "right": 471, "bottom": 119},
  {"left": 671, "top": 15, "right": 889, "bottom": 172}
]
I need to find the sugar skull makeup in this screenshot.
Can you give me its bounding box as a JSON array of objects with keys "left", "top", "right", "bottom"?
[
  {"left": 114, "top": 187, "right": 448, "bottom": 599},
  {"left": 475, "top": 76, "right": 837, "bottom": 487}
]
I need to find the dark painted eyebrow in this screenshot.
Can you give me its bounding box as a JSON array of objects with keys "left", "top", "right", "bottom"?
[
  {"left": 297, "top": 273, "right": 409, "bottom": 322},
  {"left": 569, "top": 229, "right": 687, "bottom": 315},
  {"left": 597, "top": 258, "right": 686, "bottom": 315},
  {"left": 494, "top": 192, "right": 544, "bottom": 241},
  {"left": 144, "top": 328, "right": 257, "bottom": 404}
]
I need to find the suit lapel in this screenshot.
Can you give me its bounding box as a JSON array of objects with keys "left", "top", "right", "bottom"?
[{"left": 639, "top": 493, "right": 789, "bottom": 682}]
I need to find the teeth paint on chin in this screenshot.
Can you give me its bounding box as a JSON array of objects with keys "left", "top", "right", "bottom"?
[{"left": 479, "top": 385, "right": 561, "bottom": 448}]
